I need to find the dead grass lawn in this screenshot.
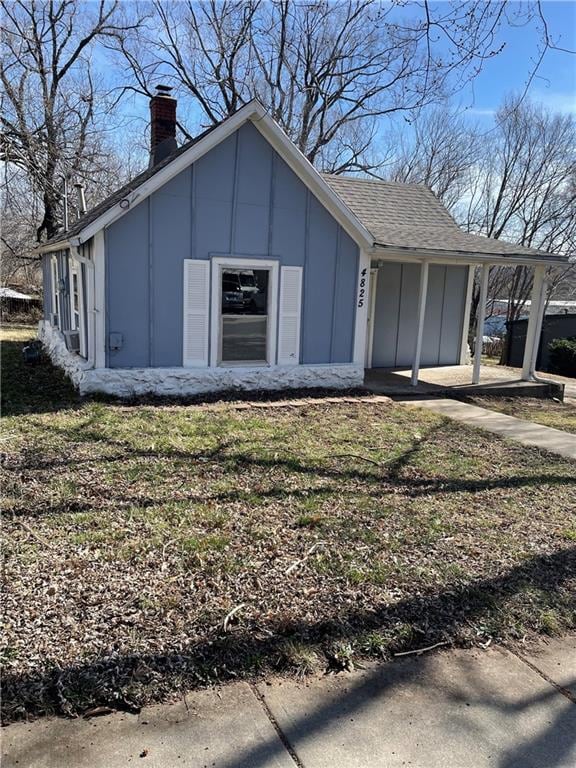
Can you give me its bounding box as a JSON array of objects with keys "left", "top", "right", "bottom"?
[{"left": 2, "top": 325, "right": 575, "bottom": 722}]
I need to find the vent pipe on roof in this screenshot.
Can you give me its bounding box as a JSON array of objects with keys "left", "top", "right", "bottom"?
[
  {"left": 74, "top": 182, "right": 87, "bottom": 215},
  {"left": 149, "top": 84, "right": 178, "bottom": 168},
  {"left": 61, "top": 175, "right": 69, "bottom": 232}
]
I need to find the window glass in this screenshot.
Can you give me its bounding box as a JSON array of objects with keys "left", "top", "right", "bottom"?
[
  {"left": 71, "top": 270, "right": 80, "bottom": 329},
  {"left": 52, "top": 260, "right": 59, "bottom": 317},
  {"left": 221, "top": 268, "right": 269, "bottom": 363}
]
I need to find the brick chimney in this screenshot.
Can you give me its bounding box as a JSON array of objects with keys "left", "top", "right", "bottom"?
[{"left": 149, "top": 85, "right": 177, "bottom": 167}]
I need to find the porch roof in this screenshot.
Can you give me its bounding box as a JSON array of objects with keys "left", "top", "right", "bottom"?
[{"left": 322, "top": 175, "right": 570, "bottom": 266}]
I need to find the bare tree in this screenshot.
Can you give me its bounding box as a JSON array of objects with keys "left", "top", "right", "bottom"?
[
  {"left": 385, "top": 95, "right": 575, "bottom": 335},
  {"left": 1, "top": 0, "right": 141, "bottom": 242},
  {"left": 388, "top": 106, "right": 481, "bottom": 210},
  {"left": 463, "top": 97, "right": 576, "bottom": 325},
  {"left": 114, "top": 0, "right": 533, "bottom": 174}
]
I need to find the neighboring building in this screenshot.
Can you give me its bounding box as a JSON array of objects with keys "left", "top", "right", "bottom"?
[
  {"left": 37, "top": 90, "right": 568, "bottom": 397},
  {"left": 492, "top": 298, "right": 576, "bottom": 316},
  {"left": 505, "top": 313, "right": 576, "bottom": 372}
]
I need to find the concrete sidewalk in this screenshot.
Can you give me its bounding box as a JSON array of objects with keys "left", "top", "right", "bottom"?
[
  {"left": 398, "top": 398, "right": 576, "bottom": 459},
  {"left": 2, "top": 638, "right": 575, "bottom": 768}
]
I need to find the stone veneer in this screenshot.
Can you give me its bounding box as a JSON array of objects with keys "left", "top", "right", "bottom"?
[{"left": 38, "top": 321, "right": 363, "bottom": 397}]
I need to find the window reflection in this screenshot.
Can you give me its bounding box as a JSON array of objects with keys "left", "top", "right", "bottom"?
[{"left": 221, "top": 268, "right": 269, "bottom": 363}]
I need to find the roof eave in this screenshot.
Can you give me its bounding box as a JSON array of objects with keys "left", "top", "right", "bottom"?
[
  {"left": 371, "top": 243, "right": 570, "bottom": 267},
  {"left": 34, "top": 238, "right": 73, "bottom": 255}
]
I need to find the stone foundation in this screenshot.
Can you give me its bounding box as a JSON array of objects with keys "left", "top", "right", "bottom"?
[{"left": 38, "top": 322, "right": 364, "bottom": 397}]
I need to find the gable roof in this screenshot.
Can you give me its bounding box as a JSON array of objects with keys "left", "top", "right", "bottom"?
[
  {"left": 40, "top": 99, "right": 373, "bottom": 252},
  {"left": 322, "top": 175, "right": 565, "bottom": 262}
]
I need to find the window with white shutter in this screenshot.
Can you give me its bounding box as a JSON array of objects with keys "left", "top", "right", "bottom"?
[
  {"left": 183, "top": 259, "right": 210, "bottom": 367},
  {"left": 278, "top": 266, "right": 302, "bottom": 365}
]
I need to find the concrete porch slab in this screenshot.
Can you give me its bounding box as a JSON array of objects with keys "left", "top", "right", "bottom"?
[
  {"left": 257, "top": 647, "right": 576, "bottom": 768},
  {"left": 365, "top": 365, "right": 565, "bottom": 399},
  {"left": 0, "top": 683, "right": 295, "bottom": 768}
]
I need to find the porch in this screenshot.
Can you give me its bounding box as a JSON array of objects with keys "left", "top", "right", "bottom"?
[{"left": 364, "top": 364, "right": 565, "bottom": 399}]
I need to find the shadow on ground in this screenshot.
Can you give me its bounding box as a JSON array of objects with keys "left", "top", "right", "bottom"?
[
  {"left": 3, "top": 545, "right": 575, "bottom": 727},
  {"left": 1, "top": 338, "right": 80, "bottom": 416}
]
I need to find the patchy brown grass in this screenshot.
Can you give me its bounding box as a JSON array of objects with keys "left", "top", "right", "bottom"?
[
  {"left": 466, "top": 395, "right": 576, "bottom": 435},
  {"left": 2, "top": 325, "right": 575, "bottom": 722}
]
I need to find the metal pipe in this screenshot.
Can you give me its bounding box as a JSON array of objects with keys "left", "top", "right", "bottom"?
[
  {"left": 74, "top": 183, "right": 87, "bottom": 215},
  {"left": 62, "top": 175, "right": 69, "bottom": 232}
]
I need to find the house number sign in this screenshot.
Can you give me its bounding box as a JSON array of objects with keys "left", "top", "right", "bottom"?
[{"left": 357, "top": 267, "right": 368, "bottom": 308}]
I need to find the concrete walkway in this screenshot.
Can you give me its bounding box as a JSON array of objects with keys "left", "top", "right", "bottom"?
[
  {"left": 398, "top": 398, "right": 576, "bottom": 460},
  {"left": 2, "top": 638, "right": 575, "bottom": 768}
]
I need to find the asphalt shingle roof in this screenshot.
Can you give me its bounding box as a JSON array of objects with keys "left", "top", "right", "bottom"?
[
  {"left": 45, "top": 112, "right": 560, "bottom": 264},
  {"left": 322, "top": 174, "right": 552, "bottom": 260}
]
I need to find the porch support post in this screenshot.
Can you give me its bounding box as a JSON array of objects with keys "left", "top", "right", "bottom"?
[
  {"left": 411, "top": 260, "right": 429, "bottom": 386},
  {"left": 473, "top": 263, "right": 490, "bottom": 385},
  {"left": 353, "top": 249, "right": 372, "bottom": 367},
  {"left": 459, "top": 264, "right": 476, "bottom": 364},
  {"left": 522, "top": 264, "right": 547, "bottom": 381}
]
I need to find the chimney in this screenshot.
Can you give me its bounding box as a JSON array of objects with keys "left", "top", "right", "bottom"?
[{"left": 149, "top": 85, "right": 177, "bottom": 167}]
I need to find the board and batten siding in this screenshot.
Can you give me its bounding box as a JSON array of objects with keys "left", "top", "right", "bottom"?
[
  {"left": 105, "top": 121, "right": 359, "bottom": 368},
  {"left": 371, "top": 262, "right": 468, "bottom": 368}
]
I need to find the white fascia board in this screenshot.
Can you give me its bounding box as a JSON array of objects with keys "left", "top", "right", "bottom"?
[
  {"left": 75, "top": 101, "right": 266, "bottom": 245},
  {"left": 371, "top": 245, "right": 569, "bottom": 267},
  {"left": 250, "top": 114, "right": 374, "bottom": 251}
]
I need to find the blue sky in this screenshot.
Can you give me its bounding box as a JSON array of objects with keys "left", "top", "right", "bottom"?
[
  {"left": 103, "top": 0, "right": 575, "bottom": 155},
  {"left": 456, "top": 0, "right": 575, "bottom": 119}
]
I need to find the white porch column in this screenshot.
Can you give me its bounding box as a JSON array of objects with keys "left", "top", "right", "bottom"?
[
  {"left": 522, "top": 264, "right": 547, "bottom": 381},
  {"left": 410, "top": 261, "right": 429, "bottom": 386},
  {"left": 353, "top": 249, "right": 372, "bottom": 367},
  {"left": 459, "top": 265, "right": 476, "bottom": 364},
  {"left": 472, "top": 263, "right": 490, "bottom": 385}
]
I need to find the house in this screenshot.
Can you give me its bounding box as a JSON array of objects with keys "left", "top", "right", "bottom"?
[{"left": 37, "top": 90, "right": 568, "bottom": 397}]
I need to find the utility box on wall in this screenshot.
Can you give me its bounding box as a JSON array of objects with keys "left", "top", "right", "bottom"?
[{"left": 108, "top": 332, "right": 124, "bottom": 351}]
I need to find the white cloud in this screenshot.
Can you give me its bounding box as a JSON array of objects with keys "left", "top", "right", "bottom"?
[
  {"left": 466, "top": 107, "right": 496, "bottom": 117},
  {"left": 530, "top": 90, "right": 576, "bottom": 115}
]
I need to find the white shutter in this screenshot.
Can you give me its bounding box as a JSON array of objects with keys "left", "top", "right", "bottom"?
[
  {"left": 183, "top": 259, "right": 210, "bottom": 367},
  {"left": 278, "top": 266, "right": 302, "bottom": 366}
]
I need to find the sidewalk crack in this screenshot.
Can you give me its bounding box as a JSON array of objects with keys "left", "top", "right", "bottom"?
[
  {"left": 249, "top": 683, "right": 305, "bottom": 767},
  {"left": 507, "top": 645, "right": 575, "bottom": 704}
]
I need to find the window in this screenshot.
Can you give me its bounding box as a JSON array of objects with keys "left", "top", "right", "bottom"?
[
  {"left": 221, "top": 268, "right": 269, "bottom": 364},
  {"left": 51, "top": 257, "right": 59, "bottom": 322},
  {"left": 70, "top": 267, "right": 80, "bottom": 330},
  {"left": 69, "top": 260, "right": 86, "bottom": 357},
  {"left": 211, "top": 258, "right": 278, "bottom": 367}
]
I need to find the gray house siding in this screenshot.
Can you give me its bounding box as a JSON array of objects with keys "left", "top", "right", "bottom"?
[
  {"left": 106, "top": 121, "right": 359, "bottom": 369},
  {"left": 372, "top": 262, "right": 467, "bottom": 367}
]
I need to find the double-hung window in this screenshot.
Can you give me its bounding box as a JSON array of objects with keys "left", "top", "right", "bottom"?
[
  {"left": 69, "top": 259, "right": 86, "bottom": 357},
  {"left": 51, "top": 257, "right": 59, "bottom": 324},
  {"left": 70, "top": 264, "right": 81, "bottom": 331},
  {"left": 211, "top": 258, "right": 278, "bottom": 367}
]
